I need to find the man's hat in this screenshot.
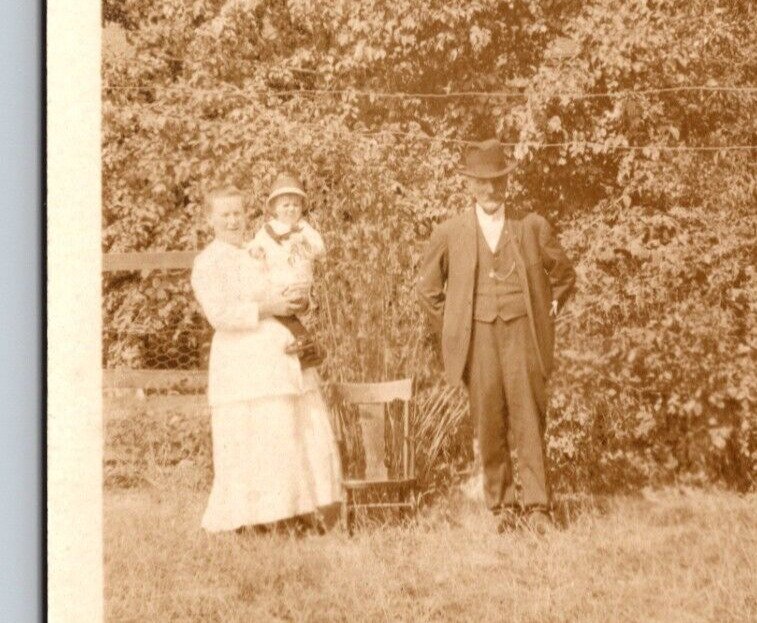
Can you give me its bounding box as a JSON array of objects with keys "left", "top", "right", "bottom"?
[
  {"left": 267, "top": 172, "right": 307, "bottom": 207},
  {"left": 458, "top": 138, "right": 517, "bottom": 179}
]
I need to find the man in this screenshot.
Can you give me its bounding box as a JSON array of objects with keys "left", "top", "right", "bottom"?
[{"left": 417, "top": 138, "right": 576, "bottom": 534}]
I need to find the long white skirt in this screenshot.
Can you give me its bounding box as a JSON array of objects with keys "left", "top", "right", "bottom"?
[{"left": 202, "top": 387, "right": 342, "bottom": 532}]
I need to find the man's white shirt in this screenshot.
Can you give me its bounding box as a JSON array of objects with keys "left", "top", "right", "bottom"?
[
  {"left": 475, "top": 204, "right": 505, "bottom": 252},
  {"left": 474, "top": 203, "right": 558, "bottom": 314}
]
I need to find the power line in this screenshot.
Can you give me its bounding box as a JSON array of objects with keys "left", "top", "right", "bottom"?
[
  {"left": 102, "top": 103, "right": 757, "bottom": 152},
  {"left": 565, "top": 85, "right": 757, "bottom": 99},
  {"left": 102, "top": 83, "right": 757, "bottom": 101},
  {"left": 355, "top": 128, "right": 757, "bottom": 150}
]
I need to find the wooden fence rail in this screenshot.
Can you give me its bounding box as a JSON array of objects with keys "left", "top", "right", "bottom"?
[
  {"left": 102, "top": 250, "right": 198, "bottom": 272},
  {"left": 102, "top": 368, "right": 208, "bottom": 391}
]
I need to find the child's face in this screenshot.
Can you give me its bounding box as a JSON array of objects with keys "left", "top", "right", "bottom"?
[
  {"left": 272, "top": 194, "right": 303, "bottom": 227},
  {"left": 209, "top": 195, "right": 245, "bottom": 246}
]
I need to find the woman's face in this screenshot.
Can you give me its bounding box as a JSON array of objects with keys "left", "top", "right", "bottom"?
[
  {"left": 272, "top": 194, "right": 303, "bottom": 227},
  {"left": 209, "top": 195, "right": 246, "bottom": 246}
]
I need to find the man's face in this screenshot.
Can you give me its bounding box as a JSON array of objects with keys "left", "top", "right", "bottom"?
[{"left": 467, "top": 176, "right": 507, "bottom": 213}]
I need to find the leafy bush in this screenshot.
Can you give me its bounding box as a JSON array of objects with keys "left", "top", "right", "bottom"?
[
  {"left": 102, "top": 0, "right": 756, "bottom": 491},
  {"left": 549, "top": 199, "right": 755, "bottom": 492}
]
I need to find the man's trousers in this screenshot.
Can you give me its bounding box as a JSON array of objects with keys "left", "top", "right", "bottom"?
[{"left": 465, "top": 315, "right": 550, "bottom": 511}]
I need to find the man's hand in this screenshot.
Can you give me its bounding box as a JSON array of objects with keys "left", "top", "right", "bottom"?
[
  {"left": 416, "top": 224, "right": 449, "bottom": 334},
  {"left": 550, "top": 300, "right": 559, "bottom": 317},
  {"left": 538, "top": 218, "right": 576, "bottom": 310}
]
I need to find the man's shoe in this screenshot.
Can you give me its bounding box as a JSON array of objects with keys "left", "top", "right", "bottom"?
[
  {"left": 495, "top": 505, "right": 522, "bottom": 534},
  {"left": 523, "top": 508, "right": 552, "bottom": 536}
]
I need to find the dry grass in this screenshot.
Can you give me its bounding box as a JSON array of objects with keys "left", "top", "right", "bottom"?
[{"left": 105, "top": 481, "right": 756, "bottom": 623}]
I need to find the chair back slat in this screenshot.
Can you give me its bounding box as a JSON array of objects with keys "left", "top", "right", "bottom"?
[
  {"left": 359, "top": 403, "right": 388, "bottom": 480},
  {"left": 334, "top": 378, "right": 415, "bottom": 483},
  {"left": 333, "top": 378, "right": 413, "bottom": 404}
]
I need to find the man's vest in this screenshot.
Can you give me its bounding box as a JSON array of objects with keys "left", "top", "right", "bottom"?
[{"left": 473, "top": 222, "right": 528, "bottom": 322}]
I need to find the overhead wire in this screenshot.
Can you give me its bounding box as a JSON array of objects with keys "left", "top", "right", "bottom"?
[
  {"left": 102, "top": 80, "right": 757, "bottom": 151},
  {"left": 102, "top": 83, "right": 757, "bottom": 100}
]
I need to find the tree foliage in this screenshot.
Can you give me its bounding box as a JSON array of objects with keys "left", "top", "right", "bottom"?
[{"left": 103, "top": 0, "right": 756, "bottom": 490}]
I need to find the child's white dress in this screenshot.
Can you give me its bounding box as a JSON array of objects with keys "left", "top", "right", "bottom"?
[{"left": 248, "top": 218, "right": 326, "bottom": 296}]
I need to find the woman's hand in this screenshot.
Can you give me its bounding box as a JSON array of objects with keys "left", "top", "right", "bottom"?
[
  {"left": 260, "top": 289, "right": 303, "bottom": 318},
  {"left": 284, "top": 283, "right": 311, "bottom": 314}
]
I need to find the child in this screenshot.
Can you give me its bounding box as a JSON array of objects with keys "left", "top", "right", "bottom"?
[{"left": 247, "top": 172, "right": 326, "bottom": 368}]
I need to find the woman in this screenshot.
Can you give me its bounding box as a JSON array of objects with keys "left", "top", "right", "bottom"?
[{"left": 191, "top": 184, "right": 342, "bottom": 533}]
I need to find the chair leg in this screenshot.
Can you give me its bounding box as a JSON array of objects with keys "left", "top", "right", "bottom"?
[
  {"left": 341, "top": 488, "right": 352, "bottom": 536},
  {"left": 410, "top": 486, "right": 420, "bottom": 524}
]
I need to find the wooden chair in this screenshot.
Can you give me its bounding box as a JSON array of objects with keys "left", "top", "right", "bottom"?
[{"left": 333, "top": 378, "right": 417, "bottom": 534}]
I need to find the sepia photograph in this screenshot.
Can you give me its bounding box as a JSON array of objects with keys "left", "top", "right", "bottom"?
[{"left": 51, "top": 0, "right": 755, "bottom": 621}]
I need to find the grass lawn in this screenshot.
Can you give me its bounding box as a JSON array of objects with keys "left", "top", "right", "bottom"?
[{"left": 105, "top": 485, "right": 756, "bottom": 622}]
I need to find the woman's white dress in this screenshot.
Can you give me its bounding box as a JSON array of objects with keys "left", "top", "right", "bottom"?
[{"left": 191, "top": 239, "right": 341, "bottom": 532}]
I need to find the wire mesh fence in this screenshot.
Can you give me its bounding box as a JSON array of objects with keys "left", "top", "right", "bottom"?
[
  {"left": 102, "top": 251, "right": 473, "bottom": 493},
  {"left": 103, "top": 252, "right": 207, "bottom": 380},
  {"left": 103, "top": 327, "right": 212, "bottom": 372}
]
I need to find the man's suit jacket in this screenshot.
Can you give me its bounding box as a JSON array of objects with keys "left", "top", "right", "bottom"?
[{"left": 417, "top": 206, "right": 576, "bottom": 385}]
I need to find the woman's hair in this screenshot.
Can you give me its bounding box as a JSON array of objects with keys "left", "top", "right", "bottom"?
[{"left": 203, "top": 184, "right": 245, "bottom": 216}]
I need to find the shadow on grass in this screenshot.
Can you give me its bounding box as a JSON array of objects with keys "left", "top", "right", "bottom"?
[
  {"left": 234, "top": 502, "right": 344, "bottom": 538},
  {"left": 415, "top": 483, "right": 615, "bottom": 532},
  {"left": 551, "top": 493, "right": 612, "bottom": 529}
]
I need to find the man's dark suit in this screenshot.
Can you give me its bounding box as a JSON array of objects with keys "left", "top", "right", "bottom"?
[{"left": 417, "top": 206, "right": 576, "bottom": 510}]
